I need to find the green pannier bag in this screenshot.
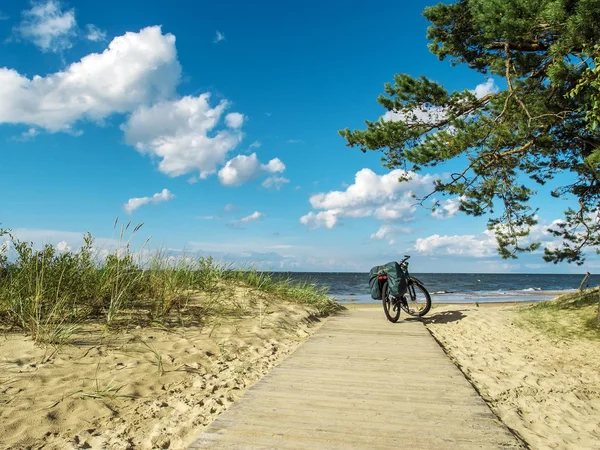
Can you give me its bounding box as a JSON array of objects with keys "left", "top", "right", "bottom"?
[
  {"left": 382, "top": 261, "right": 408, "bottom": 297},
  {"left": 369, "top": 265, "right": 384, "bottom": 300},
  {"left": 369, "top": 262, "right": 407, "bottom": 300}
]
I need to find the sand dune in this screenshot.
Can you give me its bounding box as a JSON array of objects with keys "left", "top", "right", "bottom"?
[
  {"left": 0, "top": 293, "right": 327, "bottom": 449},
  {"left": 425, "top": 304, "right": 600, "bottom": 450}
]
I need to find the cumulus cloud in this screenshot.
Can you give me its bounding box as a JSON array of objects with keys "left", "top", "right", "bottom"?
[
  {"left": 123, "top": 94, "right": 243, "bottom": 177},
  {"left": 300, "top": 168, "right": 437, "bottom": 229},
  {"left": 414, "top": 231, "right": 497, "bottom": 258},
  {"left": 123, "top": 188, "right": 175, "bottom": 214},
  {"left": 225, "top": 112, "right": 244, "bottom": 129},
  {"left": 15, "top": 0, "right": 76, "bottom": 53},
  {"left": 413, "top": 219, "right": 568, "bottom": 258},
  {"left": 299, "top": 211, "right": 339, "bottom": 230},
  {"left": 370, "top": 225, "right": 412, "bottom": 244},
  {"left": 431, "top": 195, "right": 466, "bottom": 219},
  {"left": 473, "top": 79, "right": 499, "bottom": 98},
  {"left": 240, "top": 211, "right": 263, "bottom": 223},
  {"left": 218, "top": 153, "right": 286, "bottom": 187},
  {"left": 0, "top": 26, "right": 180, "bottom": 132},
  {"left": 85, "top": 24, "right": 107, "bottom": 42}
]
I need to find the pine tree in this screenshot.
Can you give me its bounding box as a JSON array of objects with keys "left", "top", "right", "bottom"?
[{"left": 340, "top": 0, "right": 600, "bottom": 265}]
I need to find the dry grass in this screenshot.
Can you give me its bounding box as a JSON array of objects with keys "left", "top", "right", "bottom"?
[
  {"left": 517, "top": 286, "right": 600, "bottom": 341},
  {"left": 0, "top": 221, "right": 340, "bottom": 345}
]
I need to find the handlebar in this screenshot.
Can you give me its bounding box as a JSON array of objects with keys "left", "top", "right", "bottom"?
[{"left": 399, "top": 255, "right": 410, "bottom": 265}]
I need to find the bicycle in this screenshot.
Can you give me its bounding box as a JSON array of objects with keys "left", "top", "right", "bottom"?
[{"left": 378, "top": 255, "right": 431, "bottom": 323}]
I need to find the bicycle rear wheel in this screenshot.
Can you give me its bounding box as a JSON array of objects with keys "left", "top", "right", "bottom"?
[
  {"left": 402, "top": 278, "right": 432, "bottom": 317},
  {"left": 382, "top": 281, "right": 401, "bottom": 323}
]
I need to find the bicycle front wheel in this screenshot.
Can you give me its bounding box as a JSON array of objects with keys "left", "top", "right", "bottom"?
[{"left": 403, "top": 278, "right": 432, "bottom": 317}]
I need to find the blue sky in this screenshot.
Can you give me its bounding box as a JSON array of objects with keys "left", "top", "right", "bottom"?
[{"left": 0, "top": 0, "right": 597, "bottom": 273}]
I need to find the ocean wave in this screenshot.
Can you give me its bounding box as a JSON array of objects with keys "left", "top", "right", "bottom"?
[{"left": 521, "top": 287, "right": 542, "bottom": 292}]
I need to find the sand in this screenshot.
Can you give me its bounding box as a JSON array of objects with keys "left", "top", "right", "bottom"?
[
  {"left": 0, "top": 290, "right": 328, "bottom": 450},
  {"left": 425, "top": 304, "right": 600, "bottom": 450}
]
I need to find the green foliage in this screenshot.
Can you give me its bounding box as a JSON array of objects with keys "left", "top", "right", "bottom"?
[
  {"left": 340, "top": 0, "right": 600, "bottom": 265},
  {"left": 0, "top": 226, "right": 338, "bottom": 342},
  {"left": 226, "top": 267, "right": 341, "bottom": 316}
]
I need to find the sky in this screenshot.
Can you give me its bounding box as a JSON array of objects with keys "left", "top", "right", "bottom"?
[{"left": 0, "top": 0, "right": 597, "bottom": 273}]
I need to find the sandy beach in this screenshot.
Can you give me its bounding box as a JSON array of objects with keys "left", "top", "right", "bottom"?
[
  {"left": 425, "top": 302, "right": 600, "bottom": 450},
  {"left": 0, "top": 290, "right": 330, "bottom": 450}
]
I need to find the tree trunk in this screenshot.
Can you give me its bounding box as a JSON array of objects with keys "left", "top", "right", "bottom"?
[
  {"left": 597, "top": 293, "right": 600, "bottom": 326},
  {"left": 579, "top": 272, "right": 591, "bottom": 291}
]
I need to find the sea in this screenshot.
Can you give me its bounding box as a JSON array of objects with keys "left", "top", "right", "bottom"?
[{"left": 281, "top": 272, "right": 600, "bottom": 304}]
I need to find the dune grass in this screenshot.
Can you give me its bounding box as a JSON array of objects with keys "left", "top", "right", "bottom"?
[
  {"left": 518, "top": 287, "right": 600, "bottom": 341},
  {"left": 0, "top": 221, "right": 339, "bottom": 345}
]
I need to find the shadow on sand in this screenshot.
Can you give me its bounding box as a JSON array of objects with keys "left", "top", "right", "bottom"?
[{"left": 422, "top": 309, "right": 467, "bottom": 324}]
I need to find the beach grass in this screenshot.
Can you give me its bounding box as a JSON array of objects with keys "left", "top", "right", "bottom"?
[
  {"left": 0, "top": 222, "right": 340, "bottom": 344},
  {"left": 517, "top": 287, "right": 600, "bottom": 340}
]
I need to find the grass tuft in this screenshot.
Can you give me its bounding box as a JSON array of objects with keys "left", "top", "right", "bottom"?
[
  {"left": 0, "top": 224, "right": 340, "bottom": 344},
  {"left": 518, "top": 287, "right": 600, "bottom": 340}
]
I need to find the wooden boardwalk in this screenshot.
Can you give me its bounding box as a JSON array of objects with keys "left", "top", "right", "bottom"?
[{"left": 189, "top": 307, "right": 524, "bottom": 449}]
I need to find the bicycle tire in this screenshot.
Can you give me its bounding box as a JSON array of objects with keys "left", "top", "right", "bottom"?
[
  {"left": 382, "top": 281, "right": 401, "bottom": 323},
  {"left": 402, "top": 277, "right": 432, "bottom": 317}
]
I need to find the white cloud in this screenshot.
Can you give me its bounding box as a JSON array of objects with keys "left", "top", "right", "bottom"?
[
  {"left": 12, "top": 127, "right": 39, "bottom": 141},
  {"left": 383, "top": 106, "right": 446, "bottom": 124},
  {"left": 214, "top": 31, "right": 225, "bottom": 43},
  {"left": 224, "top": 203, "right": 235, "bottom": 213},
  {"left": 414, "top": 231, "right": 497, "bottom": 258},
  {"left": 122, "top": 94, "right": 242, "bottom": 177},
  {"left": 1, "top": 26, "right": 180, "bottom": 132},
  {"left": 431, "top": 195, "right": 465, "bottom": 219},
  {"left": 262, "top": 176, "right": 290, "bottom": 190},
  {"left": 300, "top": 168, "right": 437, "bottom": 229},
  {"left": 123, "top": 188, "right": 175, "bottom": 214},
  {"left": 85, "top": 24, "right": 107, "bottom": 42},
  {"left": 240, "top": 211, "right": 263, "bottom": 223},
  {"left": 56, "top": 240, "right": 71, "bottom": 252},
  {"left": 15, "top": 0, "right": 76, "bottom": 53},
  {"left": 263, "top": 158, "right": 285, "bottom": 173},
  {"left": 299, "top": 211, "right": 339, "bottom": 230},
  {"left": 370, "top": 225, "right": 412, "bottom": 243},
  {"left": 6, "top": 228, "right": 118, "bottom": 252},
  {"left": 249, "top": 141, "right": 261, "bottom": 149},
  {"left": 287, "top": 139, "right": 303, "bottom": 144},
  {"left": 413, "top": 218, "right": 569, "bottom": 258},
  {"left": 382, "top": 79, "right": 499, "bottom": 124},
  {"left": 472, "top": 79, "right": 499, "bottom": 99},
  {"left": 225, "top": 112, "right": 244, "bottom": 129},
  {"left": 218, "top": 153, "right": 286, "bottom": 187}
]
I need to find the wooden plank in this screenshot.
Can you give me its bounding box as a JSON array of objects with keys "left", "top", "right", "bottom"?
[{"left": 189, "top": 308, "right": 524, "bottom": 449}]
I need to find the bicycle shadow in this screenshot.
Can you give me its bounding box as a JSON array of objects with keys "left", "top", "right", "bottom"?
[{"left": 421, "top": 309, "right": 467, "bottom": 324}]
